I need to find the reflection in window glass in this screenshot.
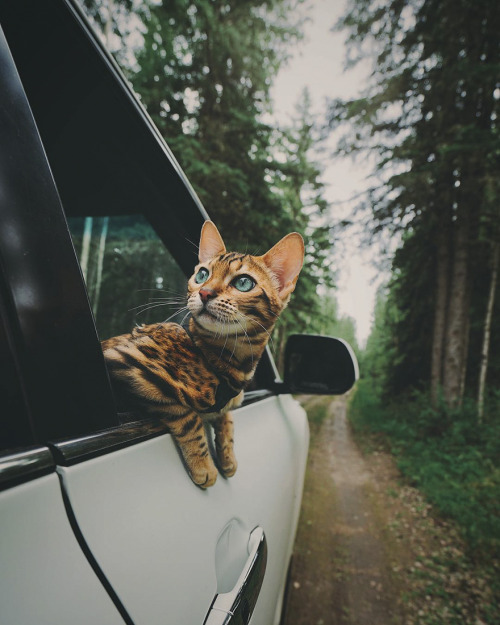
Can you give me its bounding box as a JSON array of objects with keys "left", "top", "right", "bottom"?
[
  {"left": 0, "top": 302, "right": 32, "bottom": 449},
  {"left": 67, "top": 215, "right": 187, "bottom": 340}
]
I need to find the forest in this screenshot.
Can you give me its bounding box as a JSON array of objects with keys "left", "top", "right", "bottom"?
[
  {"left": 335, "top": 0, "right": 500, "bottom": 574},
  {"left": 78, "top": 0, "right": 499, "bottom": 594}
]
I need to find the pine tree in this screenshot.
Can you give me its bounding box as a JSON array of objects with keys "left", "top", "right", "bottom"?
[{"left": 331, "top": 0, "right": 500, "bottom": 408}]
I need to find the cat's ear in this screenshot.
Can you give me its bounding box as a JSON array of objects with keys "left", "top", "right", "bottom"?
[
  {"left": 262, "top": 233, "right": 304, "bottom": 300},
  {"left": 199, "top": 221, "right": 226, "bottom": 263}
]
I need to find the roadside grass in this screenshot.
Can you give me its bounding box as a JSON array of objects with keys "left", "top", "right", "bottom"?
[
  {"left": 298, "top": 395, "right": 332, "bottom": 430},
  {"left": 348, "top": 379, "right": 500, "bottom": 624}
]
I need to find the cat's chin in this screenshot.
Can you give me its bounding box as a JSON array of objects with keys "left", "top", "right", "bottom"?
[{"left": 193, "top": 311, "right": 240, "bottom": 335}]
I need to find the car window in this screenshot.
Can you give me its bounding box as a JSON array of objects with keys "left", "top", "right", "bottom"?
[
  {"left": 0, "top": 292, "right": 34, "bottom": 451},
  {"left": 66, "top": 214, "right": 188, "bottom": 341},
  {"left": 66, "top": 213, "right": 273, "bottom": 397}
]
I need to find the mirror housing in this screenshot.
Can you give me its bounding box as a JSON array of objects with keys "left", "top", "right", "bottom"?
[{"left": 279, "top": 334, "right": 359, "bottom": 395}]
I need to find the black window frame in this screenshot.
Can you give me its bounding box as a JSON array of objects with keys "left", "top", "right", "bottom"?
[{"left": 0, "top": 16, "right": 117, "bottom": 451}]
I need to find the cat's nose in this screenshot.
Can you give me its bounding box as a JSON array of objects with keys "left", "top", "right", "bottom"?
[{"left": 199, "top": 287, "right": 217, "bottom": 303}]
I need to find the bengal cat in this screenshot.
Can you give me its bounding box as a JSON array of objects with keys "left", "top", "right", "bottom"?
[{"left": 102, "top": 221, "right": 304, "bottom": 487}]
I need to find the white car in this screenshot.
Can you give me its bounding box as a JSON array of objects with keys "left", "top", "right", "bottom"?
[{"left": 0, "top": 2, "right": 357, "bottom": 623}]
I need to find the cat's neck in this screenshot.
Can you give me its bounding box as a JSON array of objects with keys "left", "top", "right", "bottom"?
[{"left": 185, "top": 315, "right": 273, "bottom": 379}]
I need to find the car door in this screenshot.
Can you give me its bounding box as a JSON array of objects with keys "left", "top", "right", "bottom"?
[
  {"left": 53, "top": 395, "right": 308, "bottom": 625},
  {"left": 0, "top": 2, "right": 309, "bottom": 624},
  {"left": 0, "top": 22, "right": 129, "bottom": 625},
  {"left": 53, "top": 211, "right": 309, "bottom": 625}
]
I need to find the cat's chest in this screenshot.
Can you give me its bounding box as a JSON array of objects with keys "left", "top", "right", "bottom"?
[{"left": 146, "top": 323, "right": 242, "bottom": 413}]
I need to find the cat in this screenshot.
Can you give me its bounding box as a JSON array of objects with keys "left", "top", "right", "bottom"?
[{"left": 102, "top": 221, "right": 304, "bottom": 487}]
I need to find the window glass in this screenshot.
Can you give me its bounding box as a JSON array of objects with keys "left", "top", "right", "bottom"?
[
  {"left": 67, "top": 215, "right": 187, "bottom": 340},
  {"left": 66, "top": 214, "right": 269, "bottom": 396},
  {"left": 0, "top": 298, "right": 33, "bottom": 451}
]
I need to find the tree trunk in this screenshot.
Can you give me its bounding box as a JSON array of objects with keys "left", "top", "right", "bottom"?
[
  {"left": 431, "top": 228, "right": 450, "bottom": 404},
  {"left": 442, "top": 213, "right": 470, "bottom": 408},
  {"left": 92, "top": 216, "right": 109, "bottom": 318},
  {"left": 104, "top": 0, "right": 114, "bottom": 48},
  {"left": 459, "top": 307, "right": 470, "bottom": 405},
  {"left": 80, "top": 216, "right": 93, "bottom": 282},
  {"left": 478, "top": 242, "right": 499, "bottom": 422}
]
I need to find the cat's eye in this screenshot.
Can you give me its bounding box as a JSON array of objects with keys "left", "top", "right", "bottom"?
[
  {"left": 232, "top": 275, "right": 255, "bottom": 292},
  {"left": 195, "top": 267, "right": 210, "bottom": 284}
]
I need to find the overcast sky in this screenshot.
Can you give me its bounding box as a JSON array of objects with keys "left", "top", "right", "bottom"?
[{"left": 270, "top": 0, "right": 386, "bottom": 347}]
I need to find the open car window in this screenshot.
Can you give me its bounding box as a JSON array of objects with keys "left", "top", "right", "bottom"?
[
  {"left": 66, "top": 212, "right": 275, "bottom": 397},
  {"left": 0, "top": 0, "right": 277, "bottom": 438},
  {"left": 67, "top": 215, "right": 187, "bottom": 341}
]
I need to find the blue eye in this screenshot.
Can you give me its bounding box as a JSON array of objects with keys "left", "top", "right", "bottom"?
[
  {"left": 232, "top": 275, "right": 255, "bottom": 292},
  {"left": 195, "top": 267, "right": 209, "bottom": 284}
]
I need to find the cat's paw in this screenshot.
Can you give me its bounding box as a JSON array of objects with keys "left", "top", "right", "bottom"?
[
  {"left": 190, "top": 460, "right": 218, "bottom": 488},
  {"left": 218, "top": 452, "right": 238, "bottom": 478}
]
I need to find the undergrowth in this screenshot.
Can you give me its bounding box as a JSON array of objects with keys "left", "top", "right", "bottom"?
[
  {"left": 348, "top": 379, "right": 500, "bottom": 623},
  {"left": 349, "top": 379, "right": 500, "bottom": 560},
  {"left": 301, "top": 396, "right": 331, "bottom": 428}
]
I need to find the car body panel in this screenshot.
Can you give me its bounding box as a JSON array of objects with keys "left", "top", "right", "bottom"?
[
  {"left": 0, "top": 474, "right": 125, "bottom": 625},
  {"left": 57, "top": 395, "right": 309, "bottom": 625}
]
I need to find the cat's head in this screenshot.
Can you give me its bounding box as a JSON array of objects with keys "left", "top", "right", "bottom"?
[{"left": 187, "top": 221, "right": 304, "bottom": 336}]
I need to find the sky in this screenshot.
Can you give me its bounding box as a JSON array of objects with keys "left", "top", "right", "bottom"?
[{"left": 270, "top": 0, "right": 387, "bottom": 347}]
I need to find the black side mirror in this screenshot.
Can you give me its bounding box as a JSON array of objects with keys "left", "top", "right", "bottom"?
[{"left": 281, "top": 334, "right": 359, "bottom": 395}]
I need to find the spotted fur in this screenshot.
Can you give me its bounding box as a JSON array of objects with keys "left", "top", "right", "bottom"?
[{"left": 102, "top": 221, "right": 304, "bottom": 487}]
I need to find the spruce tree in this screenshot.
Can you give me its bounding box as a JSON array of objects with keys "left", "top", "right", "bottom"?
[{"left": 331, "top": 0, "right": 500, "bottom": 408}]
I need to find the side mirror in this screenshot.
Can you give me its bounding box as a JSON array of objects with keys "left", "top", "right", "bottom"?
[{"left": 281, "top": 334, "right": 359, "bottom": 395}]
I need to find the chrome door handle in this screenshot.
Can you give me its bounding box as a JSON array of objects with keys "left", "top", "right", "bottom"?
[{"left": 204, "top": 527, "right": 267, "bottom": 625}]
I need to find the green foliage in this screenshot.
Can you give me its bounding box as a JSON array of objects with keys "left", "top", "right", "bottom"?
[
  {"left": 381, "top": 221, "right": 435, "bottom": 395},
  {"left": 313, "top": 292, "right": 359, "bottom": 349},
  {"left": 332, "top": 0, "right": 500, "bottom": 406},
  {"left": 130, "top": 0, "right": 309, "bottom": 255},
  {"left": 79, "top": 0, "right": 343, "bottom": 361},
  {"left": 350, "top": 380, "right": 500, "bottom": 559},
  {"left": 301, "top": 396, "right": 332, "bottom": 429},
  {"left": 360, "top": 285, "right": 392, "bottom": 387}
]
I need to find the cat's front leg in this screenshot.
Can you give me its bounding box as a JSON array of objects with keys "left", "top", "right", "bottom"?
[
  {"left": 213, "top": 412, "right": 237, "bottom": 478},
  {"left": 168, "top": 411, "right": 218, "bottom": 488}
]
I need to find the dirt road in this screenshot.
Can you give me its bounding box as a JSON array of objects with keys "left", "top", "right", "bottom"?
[
  {"left": 282, "top": 395, "right": 498, "bottom": 625},
  {"left": 282, "top": 396, "right": 403, "bottom": 625}
]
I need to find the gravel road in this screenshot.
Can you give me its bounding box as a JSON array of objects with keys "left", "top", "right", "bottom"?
[
  {"left": 282, "top": 396, "right": 404, "bottom": 625},
  {"left": 282, "top": 395, "right": 499, "bottom": 625}
]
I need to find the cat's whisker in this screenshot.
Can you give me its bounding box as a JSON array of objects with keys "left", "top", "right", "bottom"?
[
  {"left": 175, "top": 309, "right": 192, "bottom": 327},
  {"left": 130, "top": 302, "right": 177, "bottom": 315},
  {"left": 136, "top": 288, "right": 187, "bottom": 297},
  {"left": 216, "top": 317, "right": 225, "bottom": 341},
  {"left": 130, "top": 301, "right": 187, "bottom": 316},
  {"left": 248, "top": 317, "right": 274, "bottom": 339},
  {"left": 130, "top": 293, "right": 187, "bottom": 313},
  {"left": 238, "top": 312, "right": 274, "bottom": 344},
  {"left": 136, "top": 287, "right": 185, "bottom": 292},
  {"left": 146, "top": 298, "right": 186, "bottom": 305},
  {"left": 220, "top": 323, "right": 231, "bottom": 360},
  {"left": 229, "top": 325, "right": 239, "bottom": 363},
  {"left": 132, "top": 299, "right": 185, "bottom": 310},
  {"left": 264, "top": 309, "right": 280, "bottom": 320},
  {"left": 162, "top": 306, "right": 191, "bottom": 324},
  {"left": 185, "top": 237, "right": 200, "bottom": 254},
  {"left": 235, "top": 317, "right": 254, "bottom": 369}
]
